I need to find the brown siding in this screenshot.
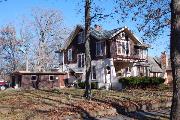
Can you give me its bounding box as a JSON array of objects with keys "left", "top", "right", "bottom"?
[
  {"left": 64, "top": 30, "right": 147, "bottom": 63},
  {"left": 64, "top": 30, "right": 85, "bottom": 64},
  {"left": 110, "top": 32, "right": 147, "bottom": 61},
  {"left": 90, "top": 37, "right": 110, "bottom": 60},
  {"left": 20, "top": 75, "right": 65, "bottom": 89}
]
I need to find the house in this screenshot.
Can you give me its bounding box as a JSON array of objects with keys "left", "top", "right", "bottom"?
[
  {"left": 56, "top": 25, "right": 150, "bottom": 89},
  {"left": 160, "top": 52, "right": 173, "bottom": 85},
  {"left": 11, "top": 70, "right": 66, "bottom": 89},
  {"left": 147, "top": 51, "right": 173, "bottom": 85},
  {"left": 147, "top": 56, "right": 163, "bottom": 77}
]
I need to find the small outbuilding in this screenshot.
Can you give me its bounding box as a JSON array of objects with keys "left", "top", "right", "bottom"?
[{"left": 11, "top": 71, "right": 67, "bottom": 89}]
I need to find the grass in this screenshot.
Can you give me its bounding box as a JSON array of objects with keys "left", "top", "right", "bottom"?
[{"left": 0, "top": 88, "right": 172, "bottom": 120}]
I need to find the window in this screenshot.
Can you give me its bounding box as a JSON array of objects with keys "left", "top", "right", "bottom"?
[
  {"left": 68, "top": 49, "right": 72, "bottom": 61},
  {"left": 134, "top": 48, "right": 140, "bottom": 55},
  {"left": 49, "top": 75, "right": 55, "bottom": 81},
  {"left": 77, "top": 54, "right": 85, "bottom": 68},
  {"left": 77, "top": 32, "right": 85, "bottom": 44},
  {"left": 117, "top": 41, "right": 130, "bottom": 55},
  {"left": 92, "top": 66, "right": 96, "bottom": 80},
  {"left": 31, "top": 75, "right": 37, "bottom": 81},
  {"left": 121, "top": 32, "right": 125, "bottom": 38},
  {"left": 96, "top": 41, "right": 106, "bottom": 56}
]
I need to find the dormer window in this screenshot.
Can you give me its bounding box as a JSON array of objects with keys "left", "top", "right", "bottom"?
[{"left": 77, "top": 32, "right": 85, "bottom": 44}]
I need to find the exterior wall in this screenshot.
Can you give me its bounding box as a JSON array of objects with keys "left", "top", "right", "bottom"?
[
  {"left": 64, "top": 30, "right": 85, "bottom": 64},
  {"left": 111, "top": 32, "right": 148, "bottom": 61},
  {"left": 64, "top": 63, "right": 86, "bottom": 80},
  {"left": 60, "top": 27, "right": 150, "bottom": 90},
  {"left": 61, "top": 58, "right": 122, "bottom": 90},
  {"left": 13, "top": 74, "right": 65, "bottom": 89},
  {"left": 164, "top": 70, "right": 173, "bottom": 84},
  {"left": 90, "top": 37, "right": 111, "bottom": 60},
  {"left": 91, "top": 58, "right": 121, "bottom": 89},
  {"left": 63, "top": 29, "right": 148, "bottom": 66}
]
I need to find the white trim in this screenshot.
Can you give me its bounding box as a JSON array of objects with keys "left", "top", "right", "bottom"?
[
  {"left": 31, "top": 75, "right": 37, "bottom": 81},
  {"left": 96, "top": 41, "right": 106, "bottom": 56},
  {"left": 110, "top": 27, "right": 143, "bottom": 45},
  {"left": 68, "top": 49, "right": 72, "bottom": 61},
  {"left": 91, "top": 66, "right": 96, "bottom": 80},
  {"left": 116, "top": 41, "right": 125, "bottom": 55},
  {"left": 116, "top": 40, "right": 130, "bottom": 56},
  {"left": 49, "top": 75, "right": 55, "bottom": 81},
  {"left": 77, "top": 53, "right": 85, "bottom": 68}
]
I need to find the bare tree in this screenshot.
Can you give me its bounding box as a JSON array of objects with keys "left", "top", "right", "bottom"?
[
  {"left": 0, "top": 25, "right": 23, "bottom": 75},
  {"left": 19, "top": 19, "right": 35, "bottom": 71},
  {"left": 30, "top": 8, "right": 68, "bottom": 72}
]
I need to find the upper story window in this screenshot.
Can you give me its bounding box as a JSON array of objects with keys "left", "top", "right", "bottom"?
[
  {"left": 77, "top": 53, "right": 85, "bottom": 68},
  {"left": 68, "top": 49, "right": 72, "bottom": 61},
  {"left": 96, "top": 41, "right": 106, "bottom": 56},
  {"left": 77, "top": 32, "right": 85, "bottom": 44},
  {"left": 121, "top": 32, "right": 125, "bottom": 38},
  {"left": 116, "top": 41, "right": 130, "bottom": 56},
  {"left": 142, "top": 49, "right": 147, "bottom": 59},
  {"left": 134, "top": 48, "right": 140, "bottom": 55}
]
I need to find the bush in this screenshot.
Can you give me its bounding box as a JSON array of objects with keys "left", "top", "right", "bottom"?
[
  {"left": 78, "top": 82, "right": 98, "bottom": 89},
  {"left": 78, "top": 82, "right": 85, "bottom": 89},
  {"left": 119, "top": 77, "right": 165, "bottom": 89}
]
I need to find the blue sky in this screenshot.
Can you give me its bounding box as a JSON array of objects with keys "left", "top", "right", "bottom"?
[{"left": 0, "top": 0, "right": 169, "bottom": 56}]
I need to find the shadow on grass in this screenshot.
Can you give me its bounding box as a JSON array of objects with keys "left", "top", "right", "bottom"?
[
  {"left": 27, "top": 89, "right": 169, "bottom": 120},
  {"left": 24, "top": 90, "right": 98, "bottom": 120}
]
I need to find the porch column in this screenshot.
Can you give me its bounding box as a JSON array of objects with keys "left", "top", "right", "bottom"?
[{"left": 109, "top": 59, "right": 116, "bottom": 84}]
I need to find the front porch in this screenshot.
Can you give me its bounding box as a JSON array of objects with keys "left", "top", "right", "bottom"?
[{"left": 114, "top": 60, "right": 149, "bottom": 77}]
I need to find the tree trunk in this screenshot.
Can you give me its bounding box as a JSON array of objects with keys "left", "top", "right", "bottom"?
[
  {"left": 170, "top": 0, "right": 180, "bottom": 119},
  {"left": 84, "top": 0, "right": 92, "bottom": 100}
]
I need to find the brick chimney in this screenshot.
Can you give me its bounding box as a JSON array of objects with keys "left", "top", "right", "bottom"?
[
  {"left": 94, "top": 24, "right": 102, "bottom": 31},
  {"left": 161, "top": 51, "right": 167, "bottom": 69}
]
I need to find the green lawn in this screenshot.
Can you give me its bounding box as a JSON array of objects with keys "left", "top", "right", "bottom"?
[{"left": 0, "top": 88, "right": 172, "bottom": 120}]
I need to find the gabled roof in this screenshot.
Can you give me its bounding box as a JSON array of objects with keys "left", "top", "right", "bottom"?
[
  {"left": 62, "top": 25, "right": 83, "bottom": 50},
  {"left": 148, "top": 56, "right": 163, "bottom": 73},
  {"left": 60, "top": 25, "right": 149, "bottom": 51},
  {"left": 90, "top": 27, "right": 122, "bottom": 40}
]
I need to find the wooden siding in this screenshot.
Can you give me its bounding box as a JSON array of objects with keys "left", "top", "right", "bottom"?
[
  {"left": 63, "top": 30, "right": 148, "bottom": 64},
  {"left": 64, "top": 30, "right": 85, "bottom": 64},
  {"left": 110, "top": 32, "right": 147, "bottom": 61},
  {"left": 90, "top": 37, "right": 111, "bottom": 60}
]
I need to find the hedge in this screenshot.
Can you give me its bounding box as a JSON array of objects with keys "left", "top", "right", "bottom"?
[
  {"left": 119, "top": 77, "right": 165, "bottom": 89},
  {"left": 78, "top": 82, "right": 98, "bottom": 89}
]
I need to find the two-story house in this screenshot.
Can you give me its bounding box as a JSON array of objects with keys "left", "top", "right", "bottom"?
[{"left": 56, "top": 25, "right": 149, "bottom": 89}]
